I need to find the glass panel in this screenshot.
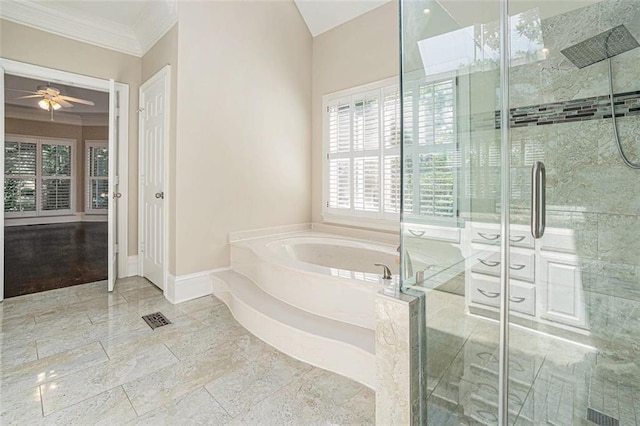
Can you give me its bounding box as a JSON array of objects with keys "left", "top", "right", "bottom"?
[
  {"left": 401, "top": 0, "right": 504, "bottom": 423},
  {"left": 507, "top": 1, "right": 640, "bottom": 424},
  {"left": 5, "top": 141, "right": 37, "bottom": 175},
  {"left": 89, "top": 146, "right": 109, "bottom": 177},
  {"left": 41, "top": 178, "right": 71, "bottom": 210},
  {"left": 4, "top": 178, "right": 36, "bottom": 212},
  {"left": 91, "top": 178, "right": 109, "bottom": 210},
  {"left": 42, "top": 144, "right": 71, "bottom": 176}
]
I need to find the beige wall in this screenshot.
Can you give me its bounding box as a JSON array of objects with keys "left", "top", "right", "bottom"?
[
  {"left": 311, "top": 1, "right": 399, "bottom": 223},
  {"left": 1, "top": 19, "right": 141, "bottom": 254},
  {"left": 175, "top": 1, "right": 312, "bottom": 275},
  {"left": 141, "top": 24, "right": 178, "bottom": 274}
]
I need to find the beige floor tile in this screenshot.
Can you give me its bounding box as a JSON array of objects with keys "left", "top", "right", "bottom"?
[
  {"left": 41, "top": 386, "right": 137, "bottom": 426},
  {"left": 122, "top": 343, "right": 247, "bottom": 416},
  {"left": 0, "top": 386, "right": 43, "bottom": 425},
  {"left": 40, "top": 344, "right": 178, "bottom": 415},
  {"left": 129, "top": 387, "right": 231, "bottom": 425},
  {"left": 228, "top": 368, "right": 374, "bottom": 425},
  {"left": 2, "top": 342, "right": 109, "bottom": 392},
  {"left": 205, "top": 348, "right": 313, "bottom": 417}
]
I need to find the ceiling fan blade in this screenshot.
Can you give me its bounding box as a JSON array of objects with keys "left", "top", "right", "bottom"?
[
  {"left": 55, "top": 98, "right": 74, "bottom": 108},
  {"left": 7, "top": 88, "right": 40, "bottom": 94},
  {"left": 16, "top": 94, "right": 44, "bottom": 99},
  {"left": 58, "top": 95, "right": 95, "bottom": 106}
]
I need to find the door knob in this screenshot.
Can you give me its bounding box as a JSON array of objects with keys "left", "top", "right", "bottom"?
[
  {"left": 155, "top": 192, "right": 164, "bottom": 199},
  {"left": 113, "top": 192, "right": 122, "bottom": 199}
]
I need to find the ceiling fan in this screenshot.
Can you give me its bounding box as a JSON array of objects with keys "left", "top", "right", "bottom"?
[{"left": 9, "top": 83, "right": 95, "bottom": 120}]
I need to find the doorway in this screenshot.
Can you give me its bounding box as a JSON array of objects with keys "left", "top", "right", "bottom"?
[{"left": 0, "top": 59, "right": 129, "bottom": 300}]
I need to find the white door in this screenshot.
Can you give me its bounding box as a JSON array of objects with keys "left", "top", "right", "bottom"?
[
  {"left": 139, "top": 66, "right": 169, "bottom": 290},
  {"left": 107, "top": 79, "right": 119, "bottom": 292},
  {"left": 0, "top": 65, "right": 5, "bottom": 302}
]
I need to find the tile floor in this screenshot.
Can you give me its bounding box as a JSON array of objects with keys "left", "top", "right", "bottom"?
[
  {"left": 0, "top": 277, "right": 375, "bottom": 425},
  {"left": 420, "top": 288, "right": 640, "bottom": 426}
]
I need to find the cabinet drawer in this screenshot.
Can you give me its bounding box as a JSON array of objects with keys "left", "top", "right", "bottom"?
[
  {"left": 470, "top": 274, "right": 535, "bottom": 316},
  {"left": 470, "top": 248, "right": 535, "bottom": 282},
  {"left": 470, "top": 223, "right": 534, "bottom": 249}
]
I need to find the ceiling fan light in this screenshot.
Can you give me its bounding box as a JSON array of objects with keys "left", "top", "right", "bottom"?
[
  {"left": 51, "top": 101, "right": 62, "bottom": 110},
  {"left": 38, "top": 99, "right": 50, "bottom": 110}
]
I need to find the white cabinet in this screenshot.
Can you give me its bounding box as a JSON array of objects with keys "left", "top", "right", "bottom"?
[
  {"left": 537, "top": 253, "right": 587, "bottom": 328},
  {"left": 464, "top": 222, "right": 588, "bottom": 332}
]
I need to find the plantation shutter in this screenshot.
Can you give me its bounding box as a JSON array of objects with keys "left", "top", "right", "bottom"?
[
  {"left": 382, "top": 87, "right": 401, "bottom": 215},
  {"left": 87, "top": 144, "right": 109, "bottom": 211},
  {"left": 327, "top": 102, "right": 351, "bottom": 209},
  {"left": 4, "top": 141, "right": 37, "bottom": 213},
  {"left": 41, "top": 144, "right": 72, "bottom": 211},
  {"left": 323, "top": 76, "right": 456, "bottom": 223},
  {"left": 409, "top": 78, "right": 457, "bottom": 218}
]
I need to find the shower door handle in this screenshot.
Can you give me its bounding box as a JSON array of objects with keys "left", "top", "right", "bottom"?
[{"left": 531, "top": 161, "right": 546, "bottom": 238}]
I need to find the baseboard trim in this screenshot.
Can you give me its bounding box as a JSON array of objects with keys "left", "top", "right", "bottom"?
[
  {"left": 165, "top": 267, "right": 230, "bottom": 304},
  {"left": 126, "top": 255, "right": 139, "bottom": 277}
]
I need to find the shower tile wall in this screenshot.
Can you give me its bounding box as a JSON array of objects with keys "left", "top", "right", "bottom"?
[{"left": 471, "top": 0, "right": 640, "bottom": 356}]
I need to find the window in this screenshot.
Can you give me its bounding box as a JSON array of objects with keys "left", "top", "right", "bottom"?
[
  {"left": 323, "top": 76, "right": 457, "bottom": 226},
  {"left": 4, "top": 135, "right": 75, "bottom": 217},
  {"left": 85, "top": 141, "right": 109, "bottom": 214}
]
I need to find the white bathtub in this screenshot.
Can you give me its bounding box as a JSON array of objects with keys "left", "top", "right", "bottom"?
[{"left": 231, "top": 233, "right": 401, "bottom": 330}]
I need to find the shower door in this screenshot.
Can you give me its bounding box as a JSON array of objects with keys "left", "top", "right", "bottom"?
[
  {"left": 506, "top": 0, "right": 640, "bottom": 424},
  {"left": 401, "top": 0, "right": 640, "bottom": 424}
]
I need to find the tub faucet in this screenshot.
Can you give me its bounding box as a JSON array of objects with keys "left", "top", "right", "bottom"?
[{"left": 374, "top": 263, "right": 393, "bottom": 280}]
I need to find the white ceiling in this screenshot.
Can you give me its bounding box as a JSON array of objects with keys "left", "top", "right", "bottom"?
[
  {"left": 294, "top": 0, "right": 392, "bottom": 36},
  {"left": 0, "top": 0, "right": 391, "bottom": 56}
]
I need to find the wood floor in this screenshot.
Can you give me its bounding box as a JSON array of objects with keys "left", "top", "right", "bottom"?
[{"left": 4, "top": 222, "right": 107, "bottom": 298}]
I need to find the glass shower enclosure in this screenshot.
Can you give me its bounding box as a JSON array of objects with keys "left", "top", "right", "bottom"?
[{"left": 400, "top": 0, "right": 640, "bottom": 424}]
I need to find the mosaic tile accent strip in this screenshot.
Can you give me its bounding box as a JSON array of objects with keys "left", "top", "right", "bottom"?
[{"left": 463, "top": 90, "right": 640, "bottom": 131}]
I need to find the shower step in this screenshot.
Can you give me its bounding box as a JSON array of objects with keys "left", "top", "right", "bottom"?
[{"left": 210, "top": 270, "right": 375, "bottom": 389}]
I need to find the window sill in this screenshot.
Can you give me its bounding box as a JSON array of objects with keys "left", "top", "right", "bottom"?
[{"left": 321, "top": 214, "right": 400, "bottom": 233}]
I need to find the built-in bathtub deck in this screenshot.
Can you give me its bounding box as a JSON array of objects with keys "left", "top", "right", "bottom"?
[{"left": 211, "top": 270, "right": 376, "bottom": 389}]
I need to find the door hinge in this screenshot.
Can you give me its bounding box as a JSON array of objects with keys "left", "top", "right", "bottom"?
[
  {"left": 115, "top": 107, "right": 120, "bottom": 118},
  {"left": 114, "top": 175, "right": 120, "bottom": 185},
  {"left": 140, "top": 174, "right": 145, "bottom": 185},
  {"left": 140, "top": 241, "right": 145, "bottom": 253},
  {"left": 326, "top": 153, "right": 329, "bottom": 160},
  {"left": 114, "top": 244, "right": 119, "bottom": 254},
  {"left": 326, "top": 201, "right": 329, "bottom": 208}
]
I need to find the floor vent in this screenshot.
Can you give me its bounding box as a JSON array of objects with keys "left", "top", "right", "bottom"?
[
  {"left": 142, "top": 312, "right": 172, "bottom": 330},
  {"left": 587, "top": 408, "right": 619, "bottom": 426}
]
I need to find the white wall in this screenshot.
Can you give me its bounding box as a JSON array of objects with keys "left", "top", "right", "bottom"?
[
  {"left": 311, "top": 1, "right": 399, "bottom": 224},
  {"left": 1, "top": 19, "right": 141, "bottom": 254},
  {"left": 174, "top": 1, "right": 312, "bottom": 275}
]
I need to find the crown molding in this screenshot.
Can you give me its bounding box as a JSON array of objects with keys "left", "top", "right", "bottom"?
[
  {"left": 0, "top": 0, "right": 176, "bottom": 57},
  {"left": 134, "top": 1, "right": 178, "bottom": 54},
  {"left": 5, "top": 105, "right": 108, "bottom": 127}
]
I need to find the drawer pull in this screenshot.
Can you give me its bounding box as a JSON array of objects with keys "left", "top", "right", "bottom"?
[
  {"left": 476, "top": 382, "right": 498, "bottom": 395},
  {"left": 509, "top": 296, "right": 526, "bottom": 303},
  {"left": 408, "top": 229, "right": 425, "bottom": 237},
  {"left": 509, "top": 393, "right": 524, "bottom": 406},
  {"left": 510, "top": 235, "right": 526, "bottom": 243},
  {"left": 478, "top": 258, "right": 500, "bottom": 267},
  {"left": 477, "top": 351, "right": 498, "bottom": 363},
  {"left": 476, "top": 410, "right": 498, "bottom": 423},
  {"left": 477, "top": 232, "right": 500, "bottom": 241},
  {"left": 509, "top": 263, "right": 526, "bottom": 271},
  {"left": 478, "top": 289, "right": 500, "bottom": 298}
]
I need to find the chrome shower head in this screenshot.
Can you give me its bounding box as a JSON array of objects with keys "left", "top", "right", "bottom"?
[{"left": 560, "top": 25, "right": 639, "bottom": 68}]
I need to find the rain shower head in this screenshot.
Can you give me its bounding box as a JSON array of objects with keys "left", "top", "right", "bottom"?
[{"left": 560, "top": 25, "right": 639, "bottom": 68}]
